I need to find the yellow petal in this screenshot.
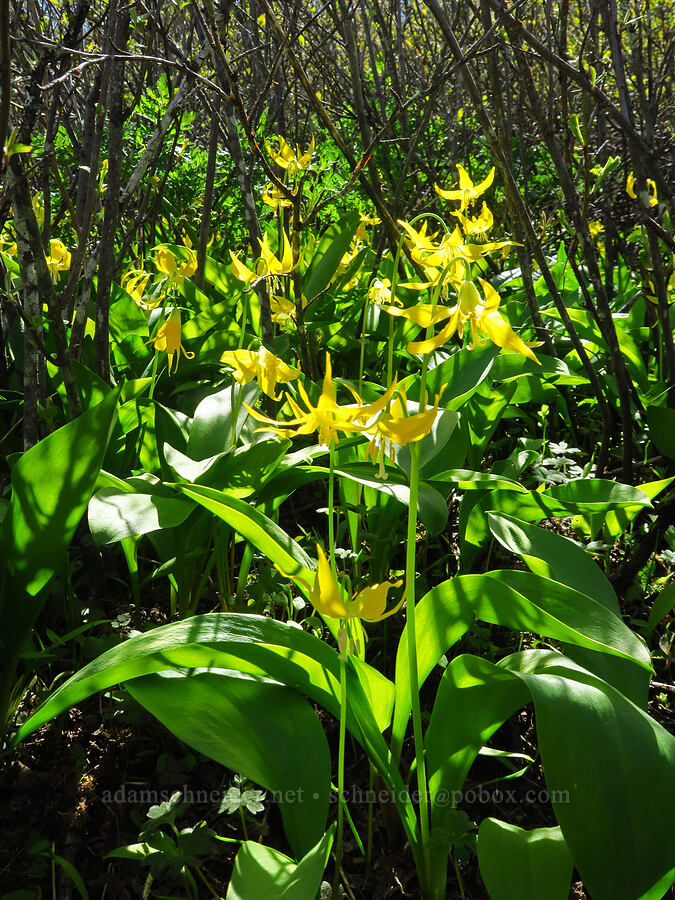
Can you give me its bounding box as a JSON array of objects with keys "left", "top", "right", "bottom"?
[
  {"left": 310, "top": 546, "right": 349, "bottom": 618},
  {"left": 155, "top": 247, "right": 177, "bottom": 277},
  {"left": 407, "top": 311, "right": 459, "bottom": 355},
  {"left": 230, "top": 250, "right": 257, "bottom": 283},
  {"left": 480, "top": 309, "right": 540, "bottom": 364},
  {"left": 380, "top": 303, "right": 453, "bottom": 328},
  {"left": 626, "top": 172, "right": 637, "bottom": 199},
  {"left": 355, "top": 580, "right": 404, "bottom": 622}
]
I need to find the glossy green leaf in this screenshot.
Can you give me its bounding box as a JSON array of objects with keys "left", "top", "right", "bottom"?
[
  {"left": 187, "top": 383, "right": 260, "bottom": 459},
  {"left": 226, "top": 828, "right": 334, "bottom": 899},
  {"left": 303, "top": 211, "right": 359, "bottom": 301},
  {"left": 334, "top": 464, "right": 449, "bottom": 535},
  {"left": 391, "top": 581, "right": 475, "bottom": 760},
  {"left": 548, "top": 478, "right": 652, "bottom": 513},
  {"left": 603, "top": 477, "right": 674, "bottom": 541},
  {"left": 402, "top": 343, "right": 498, "bottom": 408},
  {"left": 461, "top": 382, "right": 516, "bottom": 469},
  {"left": 647, "top": 405, "right": 675, "bottom": 460},
  {"left": 109, "top": 282, "right": 148, "bottom": 341},
  {"left": 175, "top": 484, "right": 315, "bottom": 590},
  {"left": 426, "top": 651, "right": 675, "bottom": 900},
  {"left": 88, "top": 486, "right": 194, "bottom": 544},
  {"left": 2, "top": 390, "right": 120, "bottom": 598},
  {"left": 477, "top": 821, "right": 573, "bottom": 900},
  {"left": 506, "top": 651, "right": 675, "bottom": 900},
  {"left": 429, "top": 468, "right": 528, "bottom": 493},
  {"left": 646, "top": 582, "right": 675, "bottom": 639},
  {"left": 126, "top": 668, "right": 330, "bottom": 857},
  {"left": 487, "top": 512, "right": 619, "bottom": 614}
]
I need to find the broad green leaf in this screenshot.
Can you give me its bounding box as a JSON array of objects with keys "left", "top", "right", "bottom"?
[
  {"left": 477, "top": 821, "right": 573, "bottom": 900},
  {"left": 2, "top": 390, "right": 120, "bottom": 598},
  {"left": 461, "top": 382, "right": 516, "bottom": 469},
  {"left": 109, "top": 282, "right": 148, "bottom": 341},
  {"left": 487, "top": 512, "right": 619, "bottom": 614},
  {"left": 491, "top": 351, "right": 588, "bottom": 384},
  {"left": 459, "top": 488, "right": 567, "bottom": 571},
  {"left": 603, "top": 477, "right": 674, "bottom": 541},
  {"left": 505, "top": 651, "right": 675, "bottom": 900},
  {"left": 47, "top": 358, "right": 110, "bottom": 412},
  {"left": 226, "top": 828, "right": 334, "bottom": 899},
  {"left": 334, "top": 464, "right": 448, "bottom": 535},
  {"left": 163, "top": 438, "right": 288, "bottom": 495},
  {"left": 477, "top": 570, "right": 651, "bottom": 673},
  {"left": 303, "top": 211, "right": 359, "bottom": 301},
  {"left": 175, "top": 484, "right": 315, "bottom": 590},
  {"left": 391, "top": 581, "right": 475, "bottom": 761},
  {"left": 487, "top": 514, "right": 651, "bottom": 702},
  {"left": 427, "top": 651, "right": 675, "bottom": 900},
  {"left": 429, "top": 468, "right": 528, "bottom": 493},
  {"left": 394, "top": 568, "right": 651, "bottom": 761},
  {"left": 126, "top": 668, "right": 330, "bottom": 857},
  {"left": 548, "top": 478, "right": 652, "bottom": 513},
  {"left": 88, "top": 486, "right": 194, "bottom": 544},
  {"left": 397, "top": 408, "right": 459, "bottom": 474},
  {"left": 187, "top": 383, "right": 260, "bottom": 459},
  {"left": 402, "top": 343, "right": 498, "bottom": 408},
  {"left": 647, "top": 405, "right": 675, "bottom": 460},
  {"left": 646, "top": 582, "right": 675, "bottom": 639}
]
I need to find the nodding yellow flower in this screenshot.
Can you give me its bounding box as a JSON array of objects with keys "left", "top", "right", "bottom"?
[
  {"left": 220, "top": 347, "right": 300, "bottom": 400},
  {"left": 361, "top": 384, "right": 441, "bottom": 476},
  {"left": 259, "top": 231, "right": 294, "bottom": 275},
  {"left": 146, "top": 308, "right": 194, "bottom": 374},
  {"left": 246, "top": 353, "right": 396, "bottom": 447},
  {"left": 451, "top": 201, "right": 494, "bottom": 241},
  {"left": 435, "top": 165, "right": 495, "bottom": 212},
  {"left": 588, "top": 220, "right": 604, "bottom": 239},
  {"left": 155, "top": 247, "right": 197, "bottom": 286},
  {"left": 270, "top": 293, "right": 297, "bottom": 326},
  {"left": 368, "top": 278, "right": 392, "bottom": 305},
  {"left": 380, "top": 302, "right": 455, "bottom": 329},
  {"left": 122, "top": 268, "right": 155, "bottom": 309},
  {"left": 626, "top": 171, "right": 658, "bottom": 207},
  {"left": 262, "top": 182, "right": 293, "bottom": 210},
  {"left": 266, "top": 135, "right": 315, "bottom": 174},
  {"left": 310, "top": 545, "right": 403, "bottom": 623},
  {"left": 387, "top": 279, "right": 540, "bottom": 364},
  {"left": 45, "top": 238, "right": 71, "bottom": 281},
  {"left": 230, "top": 230, "right": 295, "bottom": 285}
]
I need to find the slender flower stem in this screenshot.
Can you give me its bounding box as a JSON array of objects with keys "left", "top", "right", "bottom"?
[
  {"left": 405, "top": 440, "right": 432, "bottom": 886},
  {"left": 148, "top": 347, "right": 160, "bottom": 400},
  {"left": 328, "top": 440, "right": 338, "bottom": 578},
  {"left": 333, "top": 634, "right": 348, "bottom": 898}
]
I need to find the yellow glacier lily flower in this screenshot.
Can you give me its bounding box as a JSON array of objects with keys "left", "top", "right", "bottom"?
[
  {"left": 155, "top": 247, "right": 197, "bottom": 287},
  {"left": 451, "top": 201, "right": 494, "bottom": 240},
  {"left": 262, "top": 182, "right": 293, "bottom": 210},
  {"left": 247, "top": 353, "right": 395, "bottom": 446},
  {"left": 146, "top": 308, "right": 194, "bottom": 374},
  {"left": 266, "top": 135, "right": 315, "bottom": 174},
  {"left": 362, "top": 384, "right": 441, "bottom": 476},
  {"left": 310, "top": 545, "right": 402, "bottom": 622},
  {"left": 259, "top": 230, "right": 294, "bottom": 276},
  {"left": 368, "top": 278, "right": 392, "bottom": 305},
  {"left": 626, "top": 171, "right": 658, "bottom": 207},
  {"left": 404, "top": 279, "right": 540, "bottom": 364},
  {"left": 230, "top": 230, "right": 295, "bottom": 285},
  {"left": 435, "top": 165, "right": 495, "bottom": 212},
  {"left": 220, "top": 347, "right": 300, "bottom": 400},
  {"left": 45, "top": 238, "right": 71, "bottom": 281},
  {"left": 121, "top": 268, "right": 155, "bottom": 309}
]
